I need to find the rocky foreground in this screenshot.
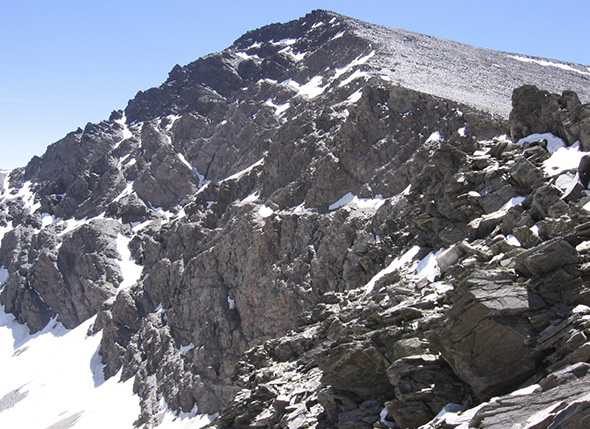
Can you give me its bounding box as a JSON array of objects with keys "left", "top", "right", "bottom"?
[{"left": 1, "top": 9, "right": 590, "bottom": 429}]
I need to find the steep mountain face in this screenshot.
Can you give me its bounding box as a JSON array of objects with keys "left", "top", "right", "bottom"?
[{"left": 1, "top": 9, "right": 590, "bottom": 429}]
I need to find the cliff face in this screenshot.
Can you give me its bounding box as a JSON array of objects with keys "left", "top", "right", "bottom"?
[{"left": 1, "top": 9, "right": 590, "bottom": 429}]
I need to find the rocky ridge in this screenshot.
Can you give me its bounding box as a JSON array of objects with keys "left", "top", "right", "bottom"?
[{"left": 1, "top": 9, "right": 590, "bottom": 429}]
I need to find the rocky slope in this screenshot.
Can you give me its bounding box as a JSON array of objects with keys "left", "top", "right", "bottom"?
[{"left": 1, "top": 9, "right": 590, "bottom": 429}]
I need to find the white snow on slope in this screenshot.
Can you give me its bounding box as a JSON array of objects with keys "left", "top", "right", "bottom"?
[
  {"left": 221, "top": 158, "right": 264, "bottom": 182},
  {"left": 279, "top": 46, "right": 306, "bottom": 62},
  {"left": 0, "top": 309, "right": 140, "bottom": 429},
  {"left": 339, "top": 69, "right": 369, "bottom": 88},
  {"left": 517, "top": 132, "right": 566, "bottom": 154},
  {"left": 116, "top": 234, "right": 142, "bottom": 290},
  {"left": 329, "top": 192, "right": 385, "bottom": 211},
  {"left": 516, "top": 133, "right": 590, "bottom": 176},
  {"left": 264, "top": 99, "right": 291, "bottom": 117},
  {"left": 283, "top": 76, "right": 328, "bottom": 99},
  {"left": 508, "top": 55, "right": 590, "bottom": 77},
  {"left": 330, "top": 31, "right": 345, "bottom": 41},
  {"left": 414, "top": 250, "right": 444, "bottom": 282},
  {"left": 426, "top": 131, "right": 443, "bottom": 144},
  {"left": 113, "top": 113, "right": 133, "bottom": 147},
  {"left": 345, "top": 89, "right": 363, "bottom": 104},
  {"left": 2, "top": 181, "right": 40, "bottom": 214},
  {"left": 0, "top": 267, "right": 8, "bottom": 285},
  {"left": 0, "top": 220, "right": 13, "bottom": 243},
  {"left": 270, "top": 38, "right": 297, "bottom": 47},
  {"left": 333, "top": 50, "right": 376, "bottom": 80},
  {"left": 543, "top": 142, "right": 589, "bottom": 176},
  {"left": 158, "top": 402, "right": 215, "bottom": 429},
  {"left": 365, "top": 246, "right": 421, "bottom": 294}
]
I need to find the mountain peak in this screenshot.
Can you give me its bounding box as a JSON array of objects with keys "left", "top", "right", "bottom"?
[{"left": 2, "top": 9, "right": 590, "bottom": 429}]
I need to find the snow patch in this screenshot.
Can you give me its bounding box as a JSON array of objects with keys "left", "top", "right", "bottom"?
[
  {"left": 221, "top": 158, "right": 264, "bottom": 182},
  {"left": 344, "top": 89, "right": 363, "bottom": 104},
  {"left": 330, "top": 31, "right": 345, "bottom": 41},
  {"left": 235, "top": 51, "right": 261, "bottom": 61},
  {"left": 257, "top": 205, "right": 274, "bottom": 219},
  {"left": 365, "top": 246, "right": 421, "bottom": 294},
  {"left": 278, "top": 46, "right": 306, "bottom": 62},
  {"left": 508, "top": 55, "right": 590, "bottom": 77},
  {"left": 270, "top": 38, "right": 297, "bottom": 47},
  {"left": 116, "top": 234, "right": 142, "bottom": 290},
  {"left": 338, "top": 70, "right": 369, "bottom": 88},
  {"left": 509, "top": 384, "right": 541, "bottom": 396},
  {"left": 543, "top": 142, "right": 589, "bottom": 176},
  {"left": 328, "top": 193, "right": 385, "bottom": 211},
  {"left": 414, "top": 250, "right": 443, "bottom": 282},
  {"left": 112, "top": 182, "right": 134, "bottom": 203},
  {"left": 264, "top": 99, "right": 290, "bottom": 117},
  {"left": 283, "top": 76, "right": 328, "bottom": 99},
  {"left": 505, "top": 234, "right": 521, "bottom": 247},
  {"left": 426, "top": 131, "right": 443, "bottom": 143},
  {"left": 333, "top": 51, "right": 375, "bottom": 80},
  {"left": 517, "top": 132, "right": 566, "bottom": 154},
  {"left": 0, "top": 267, "right": 8, "bottom": 285},
  {"left": 0, "top": 309, "right": 140, "bottom": 428}
]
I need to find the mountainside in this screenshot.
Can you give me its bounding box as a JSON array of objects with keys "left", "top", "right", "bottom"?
[{"left": 2, "top": 9, "right": 590, "bottom": 429}]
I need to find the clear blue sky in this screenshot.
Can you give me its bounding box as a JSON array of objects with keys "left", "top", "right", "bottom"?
[{"left": 1, "top": 0, "right": 589, "bottom": 169}]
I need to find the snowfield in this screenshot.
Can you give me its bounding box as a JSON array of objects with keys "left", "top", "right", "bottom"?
[{"left": 0, "top": 306, "right": 214, "bottom": 429}]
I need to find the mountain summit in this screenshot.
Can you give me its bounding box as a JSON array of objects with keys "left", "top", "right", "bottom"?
[{"left": 1, "top": 9, "right": 590, "bottom": 429}]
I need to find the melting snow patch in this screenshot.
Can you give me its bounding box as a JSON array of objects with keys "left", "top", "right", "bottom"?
[
  {"left": 426, "top": 131, "right": 443, "bottom": 144},
  {"left": 278, "top": 46, "right": 306, "bottom": 62},
  {"left": 270, "top": 38, "right": 297, "bottom": 47},
  {"left": 330, "top": 31, "right": 345, "bottom": 41},
  {"left": 235, "top": 51, "right": 261, "bottom": 61},
  {"left": 179, "top": 343, "right": 195, "bottom": 355},
  {"left": 283, "top": 76, "right": 328, "bottom": 99},
  {"left": 505, "top": 234, "right": 521, "bottom": 247},
  {"left": 482, "top": 196, "right": 527, "bottom": 220},
  {"left": 113, "top": 113, "right": 133, "bottom": 146},
  {"left": 40, "top": 213, "right": 55, "bottom": 228},
  {"left": 414, "top": 250, "right": 444, "bottom": 282},
  {"left": 338, "top": 70, "right": 369, "bottom": 88},
  {"left": 245, "top": 41, "right": 262, "bottom": 50},
  {"left": 509, "top": 384, "right": 541, "bottom": 396},
  {"left": 0, "top": 220, "right": 13, "bottom": 243},
  {"left": 365, "top": 246, "right": 421, "bottom": 294},
  {"left": 508, "top": 55, "right": 590, "bottom": 77},
  {"left": 345, "top": 89, "right": 363, "bottom": 104},
  {"left": 132, "top": 219, "right": 153, "bottom": 233},
  {"left": 257, "top": 205, "right": 274, "bottom": 218},
  {"left": 221, "top": 158, "right": 264, "bottom": 183},
  {"left": 333, "top": 51, "right": 375, "bottom": 80},
  {"left": 0, "top": 267, "right": 8, "bottom": 285},
  {"left": 5, "top": 181, "right": 41, "bottom": 214},
  {"left": 328, "top": 193, "right": 385, "bottom": 211},
  {"left": 264, "top": 99, "right": 290, "bottom": 117},
  {"left": 517, "top": 132, "right": 566, "bottom": 154},
  {"left": 113, "top": 182, "right": 134, "bottom": 203},
  {"left": 311, "top": 21, "right": 324, "bottom": 29},
  {"left": 543, "top": 142, "right": 589, "bottom": 176},
  {"left": 157, "top": 401, "right": 215, "bottom": 429},
  {"left": 0, "top": 309, "right": 140, "bottom": 428},
  {"left": 116, "top": 234, "right": 142, "bottom": 290},
  {"left": 177, "top": 153, "right": 206, "bottom": 187}
]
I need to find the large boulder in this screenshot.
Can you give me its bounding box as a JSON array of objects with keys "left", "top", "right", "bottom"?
[{"left": 433, "top": 269, "right": 537, "bottom": 399}]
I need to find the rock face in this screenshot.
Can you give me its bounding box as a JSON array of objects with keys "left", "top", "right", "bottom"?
[{"left": 2, "top": 8, "right": 590, "bottom": 429}]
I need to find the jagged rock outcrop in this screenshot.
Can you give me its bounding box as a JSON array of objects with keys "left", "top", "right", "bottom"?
[{"left": 2, "top": 8, "right": 590, "bottom": 429}]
